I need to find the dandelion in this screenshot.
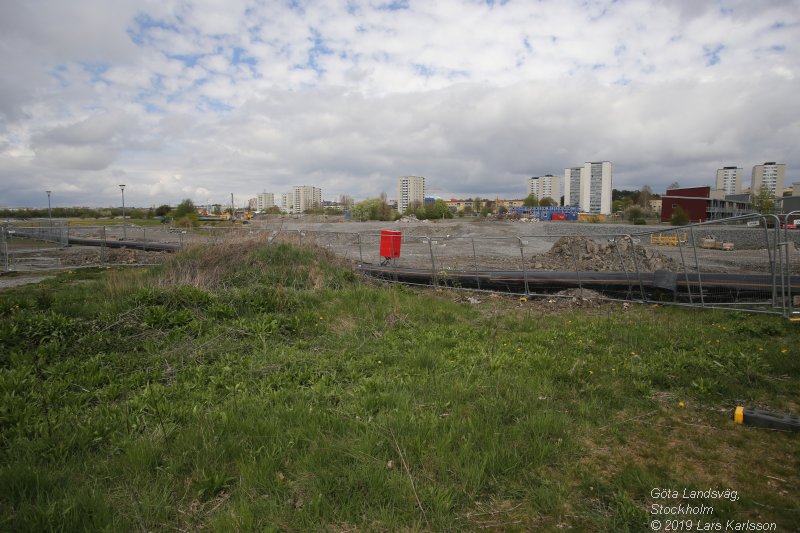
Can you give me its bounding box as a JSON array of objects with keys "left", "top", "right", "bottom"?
[
  {"left": 630, "top": 351, "right": 637, "bottom": 356},
  {"left": 679, "top": 401, "right": 685, "bottom": 408},
  {"left": 781, "top": 348, "right": 788, "bottom": 353}
]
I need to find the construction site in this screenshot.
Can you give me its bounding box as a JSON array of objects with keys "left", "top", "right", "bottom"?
[{"left": 2, "top": 214, "right": 799, "bottom": 315}]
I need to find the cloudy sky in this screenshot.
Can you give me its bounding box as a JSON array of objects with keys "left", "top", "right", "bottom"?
[{"left": 1, "top": 0, "right": 798, "bottom": 208}]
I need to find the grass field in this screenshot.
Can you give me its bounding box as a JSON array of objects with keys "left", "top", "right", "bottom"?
[{"left": 0, "top": 239, "right": 797, "bottom": 531}]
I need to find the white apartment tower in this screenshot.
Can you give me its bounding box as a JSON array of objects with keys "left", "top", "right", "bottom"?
[
  {"left": 751, "top": 162, "right": 786, "bottom": 198},
  {"left": 563, "top": 167, "right": 582, "bottom": 208},
  {"left": 293, "top": 186, "right": 322, "bottom": 213},
  {"left": 716, "top": 166, "right": 742, "bottom": 195},
  {"left": 397, "top": 176, "right": 425, "bottom": 213},
  {"left": 527, "top": 175, "right": 561, "bottom": 203},
  {"left": 280, "top": 192, "right": 292, "bottom": 213},
  {"left": 256, "top": 192, "right": 275, "bottom": 212},
  {"left": 574, "top": 161, "right": 612, "bottom": 214}
]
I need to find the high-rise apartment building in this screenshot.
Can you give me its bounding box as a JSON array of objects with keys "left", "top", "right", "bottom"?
[
  {"left": 716, "top": 166, "right": 742, "bottom": 195},
  {"left": 280, "top": 192, "right": 291, "bottom": 213},
  {"left": 527, "top": 175, "right": 561, "bottom": 203},
  {"left": 751, "top": 162, "right": 786, "bottom": 198},
  {"left": 563, "top": 167, "right": 582, "bottom": 208},
  {"left": 576, "top": 161, "right": 612, "bottom": 214},
  {"left": 256, "top": 192, "right": 275, "bottom": 212},
  {"left": 397, "top": 176, "right": 425, "bottom": 213},
  {"left": 293, "top": 186, "right": 322, "bottom": 213}
]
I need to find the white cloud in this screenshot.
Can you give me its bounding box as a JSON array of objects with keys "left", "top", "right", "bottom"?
[{"left": 1, "top": 0, "right": 799, "bottom": 208}]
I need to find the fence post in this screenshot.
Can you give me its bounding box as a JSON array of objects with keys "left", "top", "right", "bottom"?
[
  {"left": 688, "top": 226, "right": 705, "bottom": 307},
  {"left": 472, "top": 238, "right": 481, "bottom": 290},
  {"left": 1, "top": 227, "right": 8, "bottom": 272},
  {"left": 613, "top": 237, "right": 633, "bottom": 300},
  {"left": 785, "top": 210, "right": 800, "bottom": 316},
  {"left": 427, "top": 236, "right": 438, "bottom": 288},
  {"left": 625, "top": 235, "right": 647, "bottom": 302},
  {"left": 101, "top": 226, "right": 107, "bottom": 264},
  {"left": 761, "top": 218, "right": 777, "bottom": 308},
  {"left": 768, "top": 214, "right": 786, "bottom": 314},
  {"left": 519, "top": 237, "right": 529, "bottom": 296},
  {"left": 568, "top": 238, "right": 583, "bottom": 293},
  {"left": 676, "top": 230, "right": 694, "bottom": 305}
]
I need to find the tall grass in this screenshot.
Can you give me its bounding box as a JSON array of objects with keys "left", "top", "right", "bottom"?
[{"left": 0, "top": 241, "right": 797, "bottom": 531}]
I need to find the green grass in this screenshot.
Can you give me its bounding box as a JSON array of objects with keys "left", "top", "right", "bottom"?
[{"left": 0, "top": 241, "right": 798, "bottom": 531}]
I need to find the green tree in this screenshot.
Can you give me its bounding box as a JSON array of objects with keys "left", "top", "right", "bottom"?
[
  {"left": 174, "top": 199, "right": 196, "bottom": 218},
  {"left": 352, "top": 198, "right": 394, "bottom": 221},
  {"left": 751, "top": 187, "right": 775, "bottom": 214},
  {"left": 155, "top": 204, "right": 171, "bottom": 217},
  {"left": 522, "top": 194, "right": 539, "bottom": 207},
  {"left": 627, "top": 206, "right": 643, "bottom": 223},
  {"left": 539, "top": 197, "right": 556, "bottom": 207},
  {"left": 670, "top": 206, "right": 689, "bottom": 226},
  {"left": 173, "top": 199, "right": 199, "bottom": 227}
]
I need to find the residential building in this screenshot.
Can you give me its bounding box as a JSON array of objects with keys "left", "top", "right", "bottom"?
[
  {"left": 280, "top": 193, "right": 291, "bottom": 213},
  {"left": 563, "top": 167, "right": 582, "bottom": 208},
  {"left": 527, "top": 174, "right": 561, "bottom": 203},
  {"left": 397, "top": 176, "right": 425, "bottom": 213},
  {"left": 716, "top": 166, "right": 742, "bottom": 196},
  {"left": 293, "top": 186, "right": 322, "bottom": 213},
  {"left": 660, "top": 186, "right": 753, "bottom": 223},
  {"left": 751, "top": 162, "right": 786, "bottom": 198},
  {"left": 248, "top": 198, "right": 258, "bottom": 211},
  {"left": 649, "top": 199, "right": 662, "bottom": 212},
  {"left": 579, "top": 161, "right": 613, "bottom": 214},
  {"left": 256, "top": 192, "right": 275, "bottom": 212}
]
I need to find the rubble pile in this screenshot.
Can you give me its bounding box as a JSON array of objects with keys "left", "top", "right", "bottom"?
[
  {"left": 59, "top": 247, "right": 171, "bottom": 266},
  {"left": 537, "top": 236, "right": 681, "bottom": 272}
]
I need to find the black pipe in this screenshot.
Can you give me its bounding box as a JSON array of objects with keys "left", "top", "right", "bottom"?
[
  {"left": 66, "top": 236, "right": 180, "bottom": 251},
  {"left": 357, "top": 263, "right": 800, "bottom": 300}
]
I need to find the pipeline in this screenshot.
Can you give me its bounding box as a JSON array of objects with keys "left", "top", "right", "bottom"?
[
  {"left": 66, "top": 236, "right": 180, "bottom": 251},
  {"left": 7, "top": 227, "right": 181, "bottom": 252},
  {"left": 357, "top": 263, "right": 800, "bottom": 301}
]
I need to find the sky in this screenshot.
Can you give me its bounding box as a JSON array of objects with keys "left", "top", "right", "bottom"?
[{"left": 1, "top": 0, "right": 799, "bottom": 208}]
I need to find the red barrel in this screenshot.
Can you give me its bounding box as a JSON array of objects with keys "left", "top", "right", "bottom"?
[{"left": 379, "top": 230, "right": 402, "bottom": 258}]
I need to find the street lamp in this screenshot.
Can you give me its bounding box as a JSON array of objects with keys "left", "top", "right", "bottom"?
[
  {"left": 119, "top": 184, "right": 126, "bottom": 239},
  {"left": 46, "top": 190, "right": 52, "bottom": 226}
]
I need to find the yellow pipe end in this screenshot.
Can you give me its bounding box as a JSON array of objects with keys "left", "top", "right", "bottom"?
[{"left": 734, "top": 406, "right": 745, "bottom": 425}]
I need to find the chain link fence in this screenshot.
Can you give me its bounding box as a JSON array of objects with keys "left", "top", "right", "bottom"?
[{"left": 2, "top": 215, "right": 797, "bottom": 316}]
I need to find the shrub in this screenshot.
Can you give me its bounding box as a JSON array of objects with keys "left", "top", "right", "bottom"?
[{"left": 670, "top": 207, "right": 689, "bottom": 226}]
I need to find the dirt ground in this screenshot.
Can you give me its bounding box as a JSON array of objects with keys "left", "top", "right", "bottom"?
[{"left": 3, "top": 218, "right": 795, "bottom": 275}]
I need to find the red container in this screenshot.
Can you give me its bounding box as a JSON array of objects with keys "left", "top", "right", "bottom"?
[
  {"left": 552, "top": 213, "right": 567, "bottom": 221},
  {"left": 379, "top": 230, "right": 402, "bottom": 258}
]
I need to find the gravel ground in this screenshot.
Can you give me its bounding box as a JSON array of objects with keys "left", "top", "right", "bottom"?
[
  {"left": 3, "top": 218, "right": 798, "bottom": 275},
  {"left": 0, "top": 275, "right": 52, "bottom": 289}
]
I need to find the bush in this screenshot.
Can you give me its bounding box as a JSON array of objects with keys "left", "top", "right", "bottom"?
[{"left": 670, "top": 207, "right": 689, "bottom": 226}]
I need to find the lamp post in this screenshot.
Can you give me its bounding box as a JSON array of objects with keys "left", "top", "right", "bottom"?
[
  {"left": 46, "top": 190, "right": 52, "bottom": 227},
  {"left": 119, "top": 184, "right": 126, "bottom": 240}
]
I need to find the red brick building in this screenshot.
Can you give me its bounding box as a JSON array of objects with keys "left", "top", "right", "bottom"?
[{"left": 660, "top": 186, "right": 752, "bottom": 223}]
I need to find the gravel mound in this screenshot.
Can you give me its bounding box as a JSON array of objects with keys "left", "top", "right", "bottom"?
[{"left": 532, "top": 236, "right": 681, "bottom": 272}]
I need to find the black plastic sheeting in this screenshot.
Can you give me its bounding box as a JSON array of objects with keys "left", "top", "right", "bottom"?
[{"left": 357, "top": 263, "right": 800, "bottom": 302}]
